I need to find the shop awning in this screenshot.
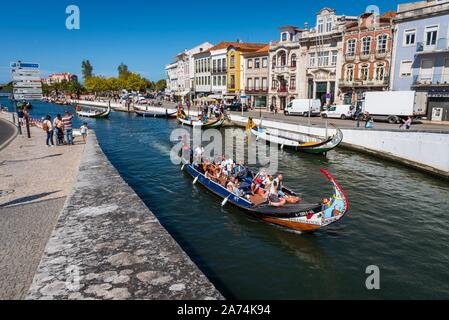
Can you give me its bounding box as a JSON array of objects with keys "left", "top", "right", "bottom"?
[{"left": 175, "top": 90, "right": 191, "bottom": 96}]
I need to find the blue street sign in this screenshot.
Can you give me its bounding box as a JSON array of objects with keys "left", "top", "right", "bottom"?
[{"left": 10, "top": 62, "right": 40, "bottom": 69}]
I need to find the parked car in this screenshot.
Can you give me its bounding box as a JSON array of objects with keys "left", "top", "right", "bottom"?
[
  {"left": 227, "top": 103, "right": 248, "bottom": 112},
  {"left": 321, "top": 105, "right": 354, "bottom": 120},
  {"left": 284, "top": 99, "right": 321, "bottom": 116}
]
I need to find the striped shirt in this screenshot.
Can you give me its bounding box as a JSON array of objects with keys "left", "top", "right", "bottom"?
[{"left": 62, "top": 115, "right": 73, "bottom": 130}]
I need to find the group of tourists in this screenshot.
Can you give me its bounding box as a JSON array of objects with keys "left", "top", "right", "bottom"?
[
  {"left": 191, "top": 147, "right": 299, "bottom": 207},
  {"left": 41, "top": 111, "right": 88, "bottom": 147}
]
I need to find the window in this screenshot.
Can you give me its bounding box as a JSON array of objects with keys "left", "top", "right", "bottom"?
[
  {"left": 281, "top": 32, "right": 288, "bottom": 41},
  {"left": 317, "top": 52, "right": 329, "bottom": 67},
  {"left": 425, "top": 25, "right": 438, "bottom": 47},
  {"left": 218, "top": 76, "right": 221, "bottom": 86},
  {"left": 290, "top": 76, "right": 296, "bottom": 89},
  {"left": 400, "top": 60, "right": 412, "bottom": 77},
  {"left": 420, "top": 59, "right": 434, "bottom": 81},
  {"left": 360, "top": 64, "right": 369, "bottom": 81},
  {"left": 213, "top": 76, "right": 217, "bottom": 86},
  {"left": 377, "top": 34, "right": 388, "bottom": 53},
  {"left": 309, "top": 53, "right": 316, "bottom": 67},
  {"left": 222, "top": 75, "right": 226, "bottom": 86},
  {"left": 280, "top": 51, "right": 287, "bottom": 66},
  {"left": 255, "top": 58, "right": 260, "bottom": 68},
  {"left": 346, "top": 65, "right": 354, "bottom": 81},
  {"left": 230, "top": 75, "right": 236, "bottom": 88},
  {"left": 222, "top": 58, "right": 226, "bottom": 71},
  {"left": 255, "top": 78, "right": 260, "bottom": 90},
  {"left": 272, "top": 56, "right": 277, "bottom": 68},
  {"left": 207, "top": 59, "right": 211, "bottom": 72},
  {"left": 362, "top": 37, "right": 371, "bottom": 55},
  {"left": 247, "top": 78, "right": 253, "bottom": 90},
  {"left": 317, "top": 17, "right": 324, "bottom": 34},
  {"left": 326, "top": 16, "right": 333, "bottom": 33},
  {"left": 230, "top": 55, "right": 235, "bottom": 68},
  {"left": 272, "top": 79, "right": 278, "bottom": 89},
  {"left": 347, "top": 39, "right": 356, "bottom": 56},
  {"left": 248, "top": 59, "right": 253, "bottom": 69},
  {"left": 332, "top": 51, "right": 338, "bottom": 66},
  {"left": 207, "top": 76, "right": 210, "bottom": 85},
  {"left": 213, "top": 60, "right": 217, "bottom": 73},
  {"left": 404, "top": 29, "right": 416, "bottom": 46},
  {"left": 375, "top": 63, "right": 385, "bottom": 81},
  {"left": 262, "top": 78, "right": 268, "bottom": 90},
  {"left": 291, "top": 54, "right": 297, "bottom": 67},
  {"left": 262, "top": 57, "right": 268, "bottom": 68}
]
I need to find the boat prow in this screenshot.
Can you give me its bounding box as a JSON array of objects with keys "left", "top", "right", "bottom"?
[
  {"left": 77, "top": 105, "right": 111, "bottom": 119},
  {"left": 178, "top": 117, "right": 225, "bottom": 129}
]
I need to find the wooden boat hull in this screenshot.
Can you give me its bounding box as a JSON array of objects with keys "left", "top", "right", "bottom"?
[
  {"left": 77, "top": 106, "right": 111, "bottom": 119},
  {"left": 135, "top": 109, "right": 176, "bottom": 118},
  {"left": 182, "top": 163, "right": 349, "bottom": 232},
  {"left": 178, "top": 117, "right": 224, "bottom": 129},
  {"left": 251, "top": 127, "right": 343, "bottom": 155}
]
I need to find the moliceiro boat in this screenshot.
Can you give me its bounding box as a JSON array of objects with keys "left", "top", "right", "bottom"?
[
  {"left": 251, "top": 127, "right": 343, "bottom": 155},
  {"left": 178, "top": 116, "right": 225, "bottom": 129},
  {"left": 182, "top": 162, "right": 349, "bottom": 233},
  {"left": 135, "top": 108, "right": 177, "bottom": 118},
  {"left": 76, "top": 104, "right": 111, "bottom": 119}
]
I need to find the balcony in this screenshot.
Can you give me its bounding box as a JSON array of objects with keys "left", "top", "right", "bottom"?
[
  {"left": 246, "top": 88, "right": 269, "bottom": 94},
  {"left": 375, "top": 50, "right": 389, "bottom": 59},
  {"left": 413, "top": 73, "right": 449, "bottom": 86},
  {"left": 359, "top": 53, "right": 371, "bottom": 61},
  {"left": 277, "top": 86, "right": 288, "bottom": 94},
  {"left": 345, "top": 54, "right": 356, "bottom": 61},
  {"left": 416, "top": 39, "right": 449, "bottom": 54},
  {"left": 339, "top": 77, "right": 389, "bottom": 87},
  {"left": 272, "top": 65, "right": 296, "bottom": 74}
]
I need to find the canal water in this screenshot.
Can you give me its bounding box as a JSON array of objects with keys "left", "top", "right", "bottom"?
[{"left": 2, "top": 98, "right": 449, "bottom": 299}]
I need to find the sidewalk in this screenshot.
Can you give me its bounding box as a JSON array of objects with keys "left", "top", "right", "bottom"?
[{"left": 0, "top": 113, "right": 84, "bottom": 299}]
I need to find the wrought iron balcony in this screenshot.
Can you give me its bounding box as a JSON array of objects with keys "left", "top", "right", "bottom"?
[{"left": 413, "top": 73, "right": 449, "bottom": 86}]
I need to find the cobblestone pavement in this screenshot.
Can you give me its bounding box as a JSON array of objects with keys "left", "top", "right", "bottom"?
[
  {"left": 28, "top": 133, "right": 223, "bottom": 300},
  {"left": 0, "top": 113, "right": 84, "bottom": 300}
]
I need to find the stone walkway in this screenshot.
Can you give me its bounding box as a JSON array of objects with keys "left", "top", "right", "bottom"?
[
  {"left": 0, "top": 113, "right": 84, "bottom": 299},
  {"left": 27, "top": 132, "right": 223, "bottom": 300}
]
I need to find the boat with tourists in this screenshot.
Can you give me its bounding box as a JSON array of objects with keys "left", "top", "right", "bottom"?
[
  {"left": 182, "top": 157, "right": 349, "bottom": 232},
  {"left": 76, "top": 104, "right": 111, "bottom": 119}
]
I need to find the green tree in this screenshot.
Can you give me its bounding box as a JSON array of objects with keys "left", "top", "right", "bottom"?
[
  {"left": 124, "top": 73, "right": 147, "bottom": 92},
  {"left": 118, "top": 63, "right": 130, "bottom": 79},
  {"left": 155, "top": 79, "right": 167, "bottom": 91},
  {"left": 81, "top": 60, "right": 93, "bottom": 81},
  {"left": 85, "top": 76, "right": 107, "bottom": 96}
]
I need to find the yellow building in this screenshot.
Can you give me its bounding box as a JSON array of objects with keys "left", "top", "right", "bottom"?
[{"left": 225, "top": 43, "right": 267, "bottom": 101}]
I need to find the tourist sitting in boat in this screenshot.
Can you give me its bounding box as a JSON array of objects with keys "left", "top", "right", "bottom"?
[
  {"left": 232, "top": 162, "right": 246, "bottom": 179},
  {"left": 268, "top": 176, "right": 287, "bottom": 207},
  {"left": 227, "top": 177, "right": 243, "bottom": 197},
  {"left": 272, "top": 175, "right": 301, "bottom": 204},
  {"left": 177, "top": 107, "right": 187, "bottom": 119}
]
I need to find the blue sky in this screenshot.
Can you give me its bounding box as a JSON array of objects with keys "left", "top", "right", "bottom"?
[{"left": 0, "top": 0, "right": 400, "bottom": 83}]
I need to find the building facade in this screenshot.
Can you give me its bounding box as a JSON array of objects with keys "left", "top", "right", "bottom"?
[
  {"left": 210, "top": 43, "right": 230, "bottom": 100},
  {"left": 226, "top": 43, "right": 267, "bottom": 103},
  {"left": 391, "top": 0, "right": 449, "bottom": 120},
  {"left": 165, "top": 42, "right": 213, "bottom": 103},
  {"left": 42, "top": 73, "right": 78, "bottom": 85},
  {"left": 339, "top": 12, "right": 396, "bottom": 105},
  {"left": 268, "top": 26, "right": 303, "bottom": 110},
  {"left": 193, "top": 51, "right": 212, "bottom": 98},
  {"left": 299, "top": 8, "right": 358, "bottom": 107},
  {"left": 242, "top": 45, "right": 270, "bottom": 109}
]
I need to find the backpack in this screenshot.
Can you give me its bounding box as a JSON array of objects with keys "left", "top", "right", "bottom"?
[{"left": 42, "top": 122, "right": 49, "bottom": 132}]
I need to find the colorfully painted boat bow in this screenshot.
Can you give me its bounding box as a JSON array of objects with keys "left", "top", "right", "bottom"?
[{"left": 178, "top": 117, "right": 225, "bottom": 129}]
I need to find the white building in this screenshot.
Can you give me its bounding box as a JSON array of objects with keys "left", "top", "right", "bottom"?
[
  {"left": 165, "top": 42, "right": 213, "bottom": 103},
  {"left": 193, "top": 50, "right": 212, "bottom": 98},
  {"left": 210, "top": 43, "right": 229, "bottom": 100},
  {"left": 298, "top": 8, "right": 357, "bottom": 107}
]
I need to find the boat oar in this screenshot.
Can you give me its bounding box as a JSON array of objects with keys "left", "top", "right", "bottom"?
[
  {"left": 181, "top": 164, "right": 185, "bottom": 171},
  {"left": 193, "top": 176, "right": 199, "bottom": 185},
  {"left": 281, "top": 144, "right": 284, "bottom": 150},
  {"left": 222, "top": 195, "right": 231, "bottom": 207}
]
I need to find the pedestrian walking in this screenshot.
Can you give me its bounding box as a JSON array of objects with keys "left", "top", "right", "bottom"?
[
  {"left": 80, "top": 122, "right": 88, "bottom": 144},
  {"left": 53, "top": 114, "right": 64, "bottom": 145},
  {"left": 42, "top": 115, "right": 55, "bottom": 147},
  {"left": 365, "top": 113, "right": 374, "bottom": 129},
  {"left": 62, "top": 111, "right": 74, "bottom": 145}
]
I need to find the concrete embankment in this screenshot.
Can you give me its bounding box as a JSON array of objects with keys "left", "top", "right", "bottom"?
[
  {"left": 27, "top": 131, "right": 223, "bottom": 300},
  {"left": 230, "top": 115, "right": 449, "bottom": 179}
]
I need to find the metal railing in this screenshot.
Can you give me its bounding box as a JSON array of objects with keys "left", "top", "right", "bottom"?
[{"left": 413, "top": 73, "right": 449, "bottom": 85}]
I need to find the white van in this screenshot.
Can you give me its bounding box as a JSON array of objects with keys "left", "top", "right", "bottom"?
[
  {"left": 321, "top": 105, "right": 353, "bottom": 120},
  {"left": 284, "top": 99, "right": 321, "bottom": 116}
]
